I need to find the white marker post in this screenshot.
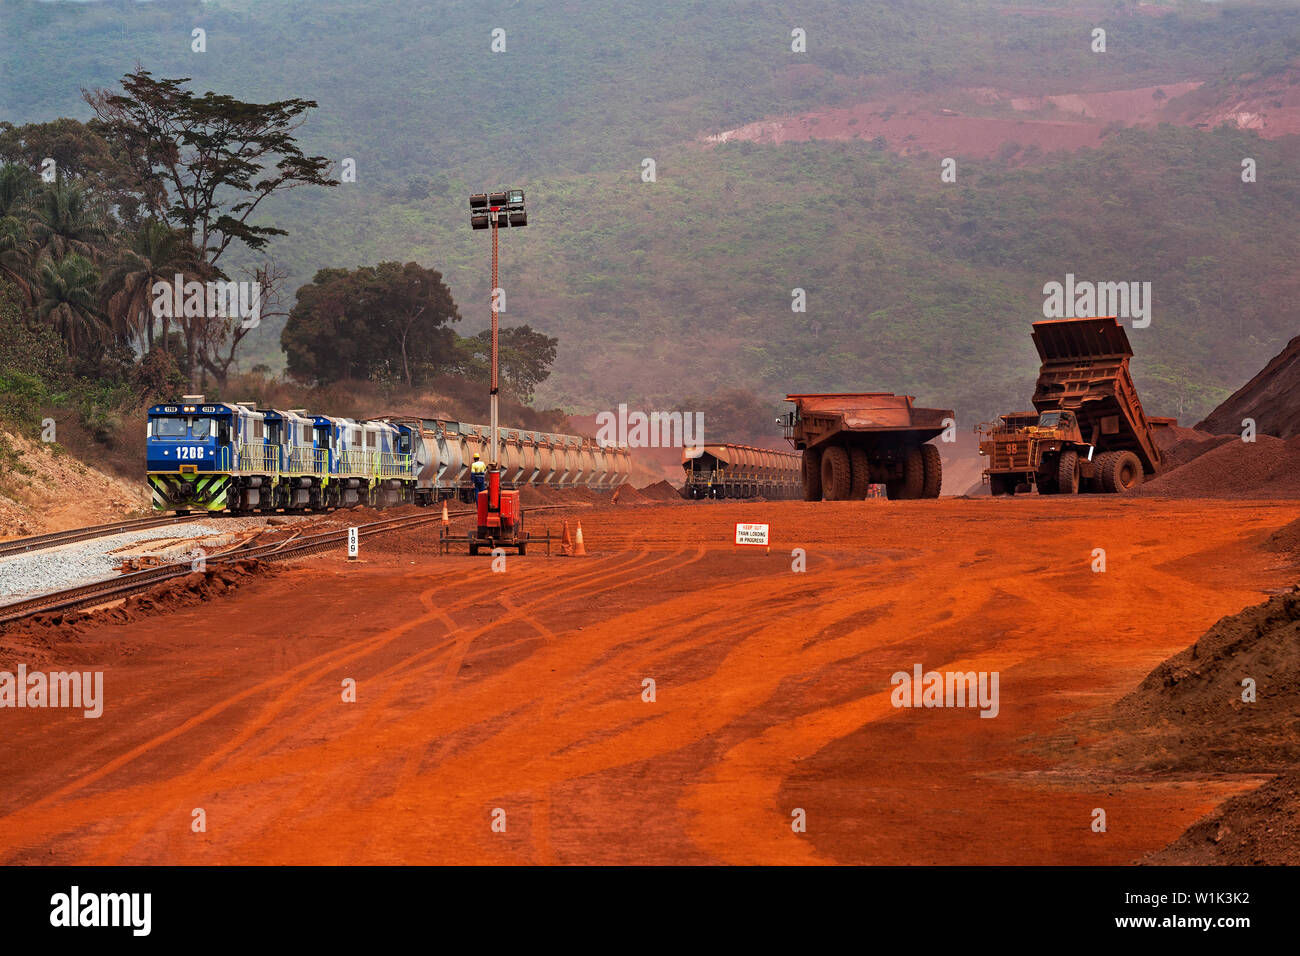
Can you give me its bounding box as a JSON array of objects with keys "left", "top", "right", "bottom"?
[
  {"left": 347, "top": 526, "right": 359, "bottom": 562},
  {"left": 734, "top": 522, "right": 771, "bottom": 554}
]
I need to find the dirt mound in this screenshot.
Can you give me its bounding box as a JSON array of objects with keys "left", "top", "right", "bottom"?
[
  {"left": 1151, "top": 423, "right": 1238, "bottom": 470},
  {"left": 611, "top": 484, "right": 648, "bottom": 505},
  {"left": 0, "top": 559, "right": 269, "bottom": 668},
  {"left": 1265, "top": 515, "right": 1300, "bottom": 553},
  {"left": 1094, "top": 589, "right": 1300, "bottom": 774},
  {"left": 1134, "top": 433, "right": 1300, "bottom": 498},
  {"left": 638, "top": 480, "right": 683, "bottom": 501},
  {"left": 1143, "top": 770, "right": 1300, "bottom": 865},
  {"left": 1198, "top": 332, "right": 1300, "bottom": 440}
]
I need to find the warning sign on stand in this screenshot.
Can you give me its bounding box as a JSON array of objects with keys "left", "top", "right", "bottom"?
[{"left": 734, "top": 523, "right": 770, "bottom": 548}]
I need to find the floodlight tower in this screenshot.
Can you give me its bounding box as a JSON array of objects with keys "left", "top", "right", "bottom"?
[{"left": 468, "top": 188, "right": 527, "bottom": 471}]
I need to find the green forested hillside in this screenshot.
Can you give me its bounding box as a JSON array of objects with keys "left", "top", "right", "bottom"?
[{"left": 2, "top": 0, "right": 1298, "bottom": 426}]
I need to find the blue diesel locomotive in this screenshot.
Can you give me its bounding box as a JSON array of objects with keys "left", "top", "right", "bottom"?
[
  {"left": 146, "top": 395, "right": 634, "bottom": 514},
  {"left": 146, "top": 396, "right": 415, "bottom": 513}
]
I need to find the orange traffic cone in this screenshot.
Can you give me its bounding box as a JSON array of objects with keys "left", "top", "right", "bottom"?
[
  {"left": 573, "top": 521, "right": 587, "bottom": 557},
  {"left": 559, "top": 519, "right": 573, "bottom": 556},
  {"left": 441, "top": 500, "right": 450, "bottom": 526}
]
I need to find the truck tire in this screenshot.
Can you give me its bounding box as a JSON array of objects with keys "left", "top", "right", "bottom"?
[
  {"left": 1036, "top": 458, "right": 1058, "bottom": 495},
  {"left": 802, "top": 447, "right": 822, "bottom": 500},
  {"left": 1101, "top": 450, "right": 1144, "bottom": 493},
  {"left": 886, "top": 445, "right": 926, "bottom": 500},
  {"left": 820, "top": 445, "right": 853, "bottom": 501},
  {"left": 920, "top": 444, "right": 942, "bottom": 498},
  {"left": 989, "top": 474, "right": 1015, "bottom": 496},
  {"left": 1092, "top": 452, "right": 1116, "bottom": 491},
  {"left": 1056, "top": 450, "right": 1080, "bottom": 495},
  {"left": 849, "top": 447, "right": 871, "bottom": 499}
]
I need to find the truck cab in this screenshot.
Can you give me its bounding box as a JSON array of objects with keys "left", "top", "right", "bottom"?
[{"left": 1032, "top": 410, "right": 1081, "bottom": 441}]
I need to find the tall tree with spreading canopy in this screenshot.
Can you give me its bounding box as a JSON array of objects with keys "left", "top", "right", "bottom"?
[{"left": 84, "top": 70, "right": 337, "bottom": 386}]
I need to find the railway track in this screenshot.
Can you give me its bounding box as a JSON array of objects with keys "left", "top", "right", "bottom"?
[
  {"left": 0, "top": 505, "right": 572, "bottom": 626},
  {"left": 0, "top": 514, "right": 197, "bottom": 560}
]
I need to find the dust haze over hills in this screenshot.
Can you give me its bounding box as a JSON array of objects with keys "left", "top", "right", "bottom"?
[{"left": 3, "top": 0, "right": 1298, "bottom": 429}]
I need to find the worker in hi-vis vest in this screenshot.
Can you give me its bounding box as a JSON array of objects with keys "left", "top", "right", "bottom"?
[{"left": 471, "top": 453, "right": 488, "bottom": 494}]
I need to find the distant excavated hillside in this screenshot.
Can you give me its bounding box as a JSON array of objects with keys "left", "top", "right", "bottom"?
[{"left": 3, "top": 0, "right": 1298, "bottom": 425}]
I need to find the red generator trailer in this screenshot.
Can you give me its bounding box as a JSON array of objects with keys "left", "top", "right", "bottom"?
[{"left": 470, "top": 468, "right": 528, "bottom": 555}]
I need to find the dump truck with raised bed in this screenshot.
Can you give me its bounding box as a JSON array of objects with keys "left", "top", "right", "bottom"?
[
  {"left": 977, "top": 316, "right": 1163, "bottom": 495},
  {"left": 779, "top": 393, "right": 953, "bottom": 500}
]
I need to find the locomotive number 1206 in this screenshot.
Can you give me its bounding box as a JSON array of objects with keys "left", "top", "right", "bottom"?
[{"left": 177, "top": 446, "right": 206, "bottom": 460}]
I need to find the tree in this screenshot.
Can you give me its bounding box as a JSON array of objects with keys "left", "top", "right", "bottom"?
[
  {"left": 85, "top": 70, "right": 338, "bottom": 385},
  {"left": 456, "top": 324, "right": 559, "bottom": 403},
  {"left": 99, "top": 219, "right": 199, "bottom": 352},
  {"left": 0, "top": 215, "right": 35, "bottom": 304},
  {"left": 0, "top": 117, "right": 154, "bottom": 225},
  {"left": 86, "top": 71, "right": 337, "bottom": 264},
  {"left": 0, "top": 162, "right": 37, "bottom": 219},
  {"left": 30, "top": 172, "right": 109, "bottom": 261},
  {"left": 35, "top": 253, "right": 108, "bottom": 353},
  {"left": 282, "top": 262, "right": 461, "bottom": 386}
]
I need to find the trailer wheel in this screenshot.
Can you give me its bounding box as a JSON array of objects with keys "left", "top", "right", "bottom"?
[
  {"left": 849, "top": 447, "right": 871, "bottom": 499},
  {"left": 820, "top": 446, "right": 853, "bottom": 501},
  {"left": 1101, "top": 450, "right": 1144, "bottom": 493},
  {"left": 886, "top": 445, "right": 926, "bottom": 500},
  {"left": 920, "top": 444, "right": 942, "bottom": 498},
  {"left": 802, "top": 447, "right": 823, "bottom": 501},
  {"left": 1056, "top": 450, "right": 1080, "bottom": 495}
]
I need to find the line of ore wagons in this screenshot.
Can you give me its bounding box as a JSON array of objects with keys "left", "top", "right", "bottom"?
[{"left": 145, "top": 397, "right": 632, "bottom": 513}]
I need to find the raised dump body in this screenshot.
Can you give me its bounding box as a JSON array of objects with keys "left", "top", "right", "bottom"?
[
  {"left": 978, "top": 317, "right": 1162, "bottom": 495},
  {"left": 682, "top": 443, "right": 802, "bottom": 499},
  {"left": 1030, "top": 317, "right": 1162, "bottom": 474},
  {"left": 780, "top": 392, "right": 954, "bottom": 500}
]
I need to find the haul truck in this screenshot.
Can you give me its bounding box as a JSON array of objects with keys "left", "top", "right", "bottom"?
[
  {"left": 779, "top": 393, "right": 953, "bottom": 501},
  {"left": 977, "top": 316, "right": 1163, "bottom": 495}
]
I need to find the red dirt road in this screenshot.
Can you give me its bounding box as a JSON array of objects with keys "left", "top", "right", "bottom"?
[{"left": 2, "top": 498, "right": 1296, "bottom": 864}]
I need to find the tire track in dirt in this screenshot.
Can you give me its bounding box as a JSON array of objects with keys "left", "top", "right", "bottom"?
[
  {"left": 5, "top": 500, "right": 1294, "bottom": 864},
  {"left": 38, "top": 549, "right": 703, "bottom": 863},
  {"left": 62, "top": 550, "right": 684, "bottom": 863}
]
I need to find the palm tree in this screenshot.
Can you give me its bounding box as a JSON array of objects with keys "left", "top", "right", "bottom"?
[
  {"left": 36, "top": 253, "right": 109, "bottom": 351},
  {"left": 99, "top": 219, "right": 198, "bottom": 351},
  {"left": 31, "top": 173, "right": 108, "bottom": 261},
  {"left": 0, "top": 216, "right": 35, "bottom": 303},
  {"left": 0, "top": 163, "right": 35, "bottom": 219}
]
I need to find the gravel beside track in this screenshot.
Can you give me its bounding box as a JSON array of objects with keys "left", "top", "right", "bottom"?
[{"left": 0, "top": 520, "right": 268, "bottom": 600}]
